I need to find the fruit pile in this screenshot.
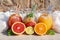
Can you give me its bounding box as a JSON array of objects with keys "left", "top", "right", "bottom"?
[{"left": 6, "top": 12, "right": 55, "bottom": 36}]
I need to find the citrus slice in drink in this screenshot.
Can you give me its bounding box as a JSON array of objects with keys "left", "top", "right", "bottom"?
[
  {"left": 34, "top": 23, "right": 47, "bottom": 35},
  {"left": 11, "top": 22, "right": 25, "bottom": 35},
  {"left": 25, "top": 26, "right": 34, "bottom": 35}
]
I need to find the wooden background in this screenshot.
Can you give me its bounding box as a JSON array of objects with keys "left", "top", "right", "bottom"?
[{"left": 0, "top": 0, "right": 60, "bottom": 12}]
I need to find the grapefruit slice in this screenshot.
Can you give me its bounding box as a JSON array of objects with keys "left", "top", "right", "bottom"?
[
  {"left": 34, "top": 23, "right": 47, "bottom": 35},
  {"left": 25, "top": 26, "right": 34, "bottom": 35},
  {"left": 11, "top": 22, "right": 25, "bottom": 35}
]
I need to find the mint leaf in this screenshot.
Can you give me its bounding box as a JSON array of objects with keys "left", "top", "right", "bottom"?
[
  {"left": 27, "top": 12, "right": 33, "bottom": 17},
  {"left": 6, "top": 29, "right": 13, "bottom": 36},
  {"left": 27, "top": 5, "right": 37, "bottom": 18},
  {"left": 46, "top": 30, "right": 55, "bottom": 35}
]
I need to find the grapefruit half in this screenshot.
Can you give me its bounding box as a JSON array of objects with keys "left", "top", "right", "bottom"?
[{"left": 11, "top": 22, "right": 25, "bottom": 35}]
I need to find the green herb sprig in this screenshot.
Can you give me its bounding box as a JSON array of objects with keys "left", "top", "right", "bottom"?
[
  {"left": 6, "top": 29, "right": 14, "bottom": 36},
  {"left": 46, "top": 30, "right": 55, "bottom": 35}
]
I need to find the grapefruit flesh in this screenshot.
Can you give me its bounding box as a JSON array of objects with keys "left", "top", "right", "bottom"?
[{"left": 11, "top": 22, "right": 25, "bottom": 35}]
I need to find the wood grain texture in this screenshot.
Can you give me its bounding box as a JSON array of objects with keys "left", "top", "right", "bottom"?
[{"left": 0, "top": 0, "right": 60, "bottom": 12}]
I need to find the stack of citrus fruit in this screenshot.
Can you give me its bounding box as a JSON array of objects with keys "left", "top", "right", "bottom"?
[
  {"left": 7, "top": 13, "right": 54, "bottom": 36},
  {"left": 23, "top": 12, "right": 36, "bottom": 35},
  {"left": 34, "top": 13, "right": 53, "bottom": 35},
  {"left": 23, "top": 13, "right": 36, "bottom": 27},
  {"left": 7, "top": 14, "right": 25, "bottom": 35},
  {"left": 38, "top": 13, "right": 53, "bottom": 30}
]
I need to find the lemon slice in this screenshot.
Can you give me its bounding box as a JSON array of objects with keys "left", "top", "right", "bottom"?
[{"left": 25, "top": 26, "right": 34, "bottom": 35}]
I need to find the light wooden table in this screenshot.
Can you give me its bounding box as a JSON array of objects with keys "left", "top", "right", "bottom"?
[{"left": 0, "top": 33, "right": 60, "bottom": 40}]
